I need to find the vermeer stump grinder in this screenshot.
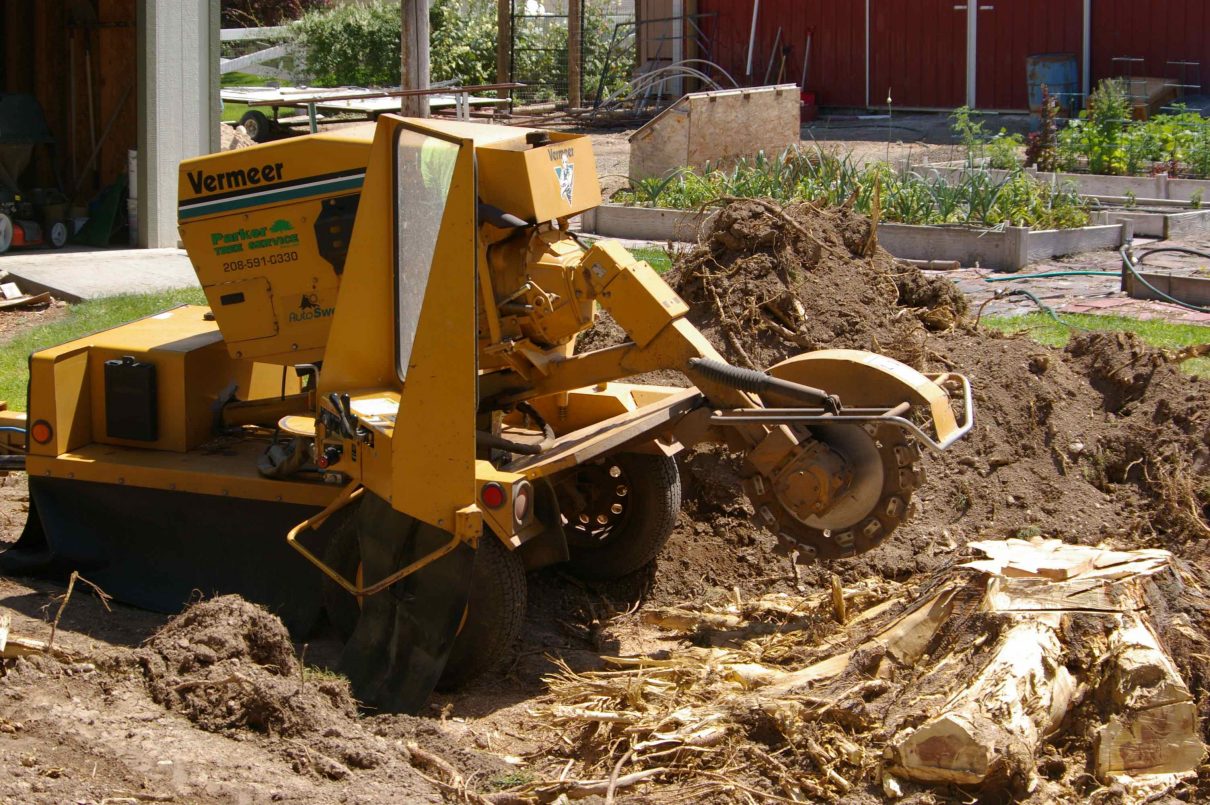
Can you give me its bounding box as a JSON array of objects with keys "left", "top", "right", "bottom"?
[{"left": 2, "top": 118, "right": 972, "bottom": 712}]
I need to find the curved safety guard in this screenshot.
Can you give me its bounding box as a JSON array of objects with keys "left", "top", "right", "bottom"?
[
  {"left": 766, "top": 349, "right": 973, "bottom": 451},
  {"left": 717, "top": 350, "right": 973, "bottom": 562}
]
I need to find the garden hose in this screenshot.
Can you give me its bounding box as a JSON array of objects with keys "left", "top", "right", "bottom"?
[
  {"left": 984, "top": 271, "right": 1120, "bottom": 282},
  {"left": 1120, "top": 246, "right": 1210, "bottom": 314},
  {"left": 0, "top": 427, "right": 26, "bottom": 434},
  {"left": 993, "top": 288, "right": 1090, "bottom": 331}
]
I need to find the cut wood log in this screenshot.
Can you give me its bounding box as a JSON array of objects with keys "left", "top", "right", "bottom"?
[
  {"left": 1094, "top": 614, "right": 1205, "bottom": 781},
  {"left": 539, "top": 539, "right": 1206, "bottom": 801},
  {"left": 890, "top": 539, "right": 1204, "bottom": 791},
  {"left": 889, "top": 615, "right": 1077, "bottom": 788}
]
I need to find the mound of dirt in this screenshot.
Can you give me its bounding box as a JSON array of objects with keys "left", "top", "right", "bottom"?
[
  {"left": 140, "top": 595, "right": 356, "bottom": 737},
  {"left": 669, "top": 200, "right": 967, "bottom": 370},
  {"left": 580, "top": 199, "right": 1207, "bottom": 615}
]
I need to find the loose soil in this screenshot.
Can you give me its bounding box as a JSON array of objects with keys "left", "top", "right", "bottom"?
[{"left": 0, "top": 198, "right": 1207, "bottom": 803}]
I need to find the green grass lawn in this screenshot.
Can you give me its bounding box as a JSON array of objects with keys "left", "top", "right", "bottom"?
[
  {"left": 221, "top": 71, "right": 278, "bottom": 124},
  {"left": 630, "top": 246, "right": 673, "bottom": 274},
  {"left": 0, "top": 289, "right": 207, "bottom": 411},
  {"left": 982, "top": 312, "right": 1210, "bottom": 377}
]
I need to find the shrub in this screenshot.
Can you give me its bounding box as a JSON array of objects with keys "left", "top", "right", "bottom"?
[
  {"left": 292, "top": 0, "right": 626, "bottom": 99},
  {"left": 988, "top": 130, "right": 1024, "bottom": 170},
  {"left": 294, "top": 1, "right": 402, "bottom": 86}
]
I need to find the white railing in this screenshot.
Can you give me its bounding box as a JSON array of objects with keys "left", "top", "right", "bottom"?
[{"left": 220, "top": 26, "right": 292, "bottom": 80}]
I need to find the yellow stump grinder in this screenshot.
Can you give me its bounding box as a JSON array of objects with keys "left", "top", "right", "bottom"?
[{"left": 1, "top": 118, "right": 972, "bottom": 712}]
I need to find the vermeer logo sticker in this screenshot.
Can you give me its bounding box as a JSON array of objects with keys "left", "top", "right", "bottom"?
[
  {"left": 553, "top": 152, "right": 575, "bottom": 204},
  {"left": 211, "top": 219, "right": 298, "bottom": 255}
]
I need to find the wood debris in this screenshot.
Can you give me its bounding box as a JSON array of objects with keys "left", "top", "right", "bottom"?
[{"left": 531, "top": 538, "right": 1208, "bottom": 802}]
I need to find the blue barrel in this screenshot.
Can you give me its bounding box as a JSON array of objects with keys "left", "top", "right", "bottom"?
[{"left": 1027, "top": 53, "right": 1080, "bottom": 118}]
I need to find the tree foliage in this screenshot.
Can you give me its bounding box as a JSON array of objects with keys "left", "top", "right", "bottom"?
[
  {"left": 221, "top": 0, "right": 329, "bottom": 28},
  {"left": 292, "top": 0, "right": 627, "bottom": 97}
]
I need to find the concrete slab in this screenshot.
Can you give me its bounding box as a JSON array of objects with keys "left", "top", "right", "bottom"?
[{"left": 0, "top": 247, "right": 200, "bottom": 303}]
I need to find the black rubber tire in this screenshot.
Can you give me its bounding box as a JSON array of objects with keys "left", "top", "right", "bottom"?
[
  {"left": 238, "top": 109, "right": 274, "bottom": 142},
  {"left": 321, "top": 515, "right": 527, "bottom": 690},
  {"left": 436, "top": 535, "right": 527, "bottom": 691},
  {"left": 562, "top": 453, "right": 681, "bottom": 582}
]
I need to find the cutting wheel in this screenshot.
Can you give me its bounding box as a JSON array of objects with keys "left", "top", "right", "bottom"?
[{"left": 744, "top": 421, "right": 923, "bottom": 562}]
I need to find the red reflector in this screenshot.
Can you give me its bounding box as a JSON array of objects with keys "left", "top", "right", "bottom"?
[
  {"left": 30, "top": 420, "right": 53, "bottom": 445},
  {"left": 481, "top": 482, "right": 506, "bottom": 509}
]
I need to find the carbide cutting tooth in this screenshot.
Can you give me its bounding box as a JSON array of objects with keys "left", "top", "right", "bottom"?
[
  {"left": 759, "top": 505, "right": 777, "bottom": 526},
  {"left": 862, "top": 518, "right": 882, "bottom": 539},
  {"left": 834, "top": 530, "right": 855, "bottom": 549},
  {"left": 885, "top": 496, "right": 905, "bottom": 518}
]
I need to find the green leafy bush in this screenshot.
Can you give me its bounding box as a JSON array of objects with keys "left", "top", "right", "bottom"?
[
  {"left": 987, "top": 131, "right": 1024, "bottom": 170},
  {"left": 292, "top": 0, "right": 625, "bottom": 101},
  {"left": 950, "top": 106, "right": 1022, "bottom": 170},
  {"left": 1052, "top": 80, "right": 1210, "bottom": 178},
  {"left": 294, "top": 1, "right": 402, "bottom": 86},
  {"left": 614, "top": 146, "right": 1090, "bottom": 230},
  {"left": 294, "top": 0, "right": 495, "bottom": 87}
]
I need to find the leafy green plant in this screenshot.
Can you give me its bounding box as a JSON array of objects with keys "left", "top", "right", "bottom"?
[
  {"left": 614, "top": 146, "right": 1090, "bottom": 230},
  {"left": 1190, "top": 190, "right": 1204, "bottom": 209},
  {"left": 292, "top": 0, "right": 621, "bottom": 97},
  {"left": 293, "top": 0, "right": 404, "bottom": 86},
  {"left": 988, "top": 130, "right": 1024, "bottom": 170},
  {"left": 951, "top": 106, "right": 988, "bottom": 167}
]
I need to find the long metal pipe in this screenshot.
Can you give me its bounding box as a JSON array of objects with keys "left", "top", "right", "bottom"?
[
  {"left": 966, "top": 2, "right": 978, "bottom": 107},
  {"left": 864, "top": 0, "right": 870, "bottom": 108},
  {"left": 1081, "top": 0, "right": 1092, "bottom": 100},
  {"left": 745, "top": 0, "right": 759, "bottom": 77}
]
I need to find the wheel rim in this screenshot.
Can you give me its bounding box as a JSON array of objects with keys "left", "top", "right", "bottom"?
[
  {"left": 0, "top": 214, "right": 12, "bottom": 253},
  {"left": 50, "top": 222, "right": 68, "bottom": 248},
  {"left": 559, "top": 459, "right": 635, "bottom": 549},
  {"left": 242, "top": 116, "right": 261, "bottom": 140}
]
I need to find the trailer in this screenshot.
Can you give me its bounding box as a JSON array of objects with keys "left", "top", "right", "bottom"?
[{"left": 220, "top": 84, "right": 519, "bottom": 142}]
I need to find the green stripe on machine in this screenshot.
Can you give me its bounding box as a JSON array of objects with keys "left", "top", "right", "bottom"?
[{"left": 178, "top": 175, "right": 365, "bottom": 220}]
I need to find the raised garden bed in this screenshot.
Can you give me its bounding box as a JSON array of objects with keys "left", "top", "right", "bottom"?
[
  {"left": 925, "top": 162, "right": 1210, "bottom": 205},
  {"left": 1090, "top": 207, "right": 1210, "bottom": 239},
  {"left": 579, "top": 204, "right": 1132, "bottom": 272}
]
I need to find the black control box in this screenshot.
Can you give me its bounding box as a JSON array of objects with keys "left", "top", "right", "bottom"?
[{"left": 104, "top": 356, "right": 158, "bottom": 442}]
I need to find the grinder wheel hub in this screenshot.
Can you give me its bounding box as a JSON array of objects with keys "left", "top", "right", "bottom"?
[
  {"left": 744, "top": 422, "right": 923, "bottom": 562},
  {"left": 559, "top": 459, "right": 634, "bottom": 548}
]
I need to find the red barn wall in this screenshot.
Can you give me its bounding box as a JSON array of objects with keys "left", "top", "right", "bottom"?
[
  {"left": 697, "top": 0, "right": 867, "bottom": 107},
  {"left": 697, "top": 0, "right": 1210, "bottom": 112},
  {"left": 977, "top": 0, "right": 1083, "bottom": 111},
  {"left": 1091, "top": 0, "right": 1210, "bottom": 92}
]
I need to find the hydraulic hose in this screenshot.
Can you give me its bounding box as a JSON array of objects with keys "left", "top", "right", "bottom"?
[
  {"left": 0, "top": 426, "right": 27, "bottom": 434},
  {"left": 476, "top": 430, "right": 543, "bottom": 456},
  {"left": 1121, "top": 246, "right": 1210, "bottom": 314},
  {"left": 688, "top": 357, "right": 842, "bottom": 414}
]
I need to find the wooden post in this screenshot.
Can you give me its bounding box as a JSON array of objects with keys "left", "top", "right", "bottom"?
[
  {"left": 400, "top": 0, "right": 430, "bottom": 117},
  {"left": 567, "top": 0, "right": 582, "bottom": 109},
  {"left": 496, "top": 0, "right": 511, "bottom": 92}
]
